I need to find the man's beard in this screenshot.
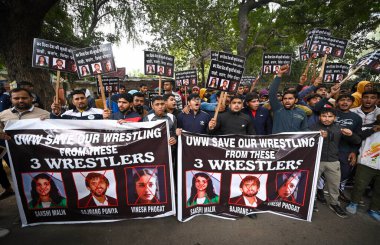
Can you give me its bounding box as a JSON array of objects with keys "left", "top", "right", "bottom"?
[
  {"left": 244, "top": 191, "right": 258, "bottom": 197},
  {"left": 15, "top": 103, "right": 32, "bottom": 110}
]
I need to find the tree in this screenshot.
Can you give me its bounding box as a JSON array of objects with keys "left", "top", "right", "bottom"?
[
  {"left": 0, "top": 0, "right": 59, "bottom": 108},
  {"left": 142, "top": 0, "right": 237, "bottom": 84},
  {"left": 0, "top": 0, "right": 141, "bottom": 108}
]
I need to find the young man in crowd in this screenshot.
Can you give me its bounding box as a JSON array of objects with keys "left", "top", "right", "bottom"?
[
  {"left": 242, "top": 92, "right": 272, "bottom": 135},
  {"left": 51, "top": 90, "right": 103, "bottom": 120},
  {"left": 107, "top": 85, "right": 127, "bottom": 113},
  {"left": 132, "top": 92, "right": 149, "bottom": 118},
  {"left": 164, "top": 93, "right": 180, "bottom": 118},
  {"left": 311, "top": 108, "right": 361, "bottom": 218},
  {"left": 139, "top": 84, "right": 150, "bottom": 108},
  {"left": 177, "top": 93, "right": 211, "bottom": 134},
  {"left": 103, "top": 93, "right": 141, "bottom": 122},
  {"left": 315, "top": 93, "right": 363, "bottom": 203},
  {"left": 346, "top": 114, "right": 380, "bottom": 222},
  {"left": 18, "top": 81, "right": 43, "bottom": 108},
  {"left": 143, "top": 96, "right": 177, "bottom": 146},
  {"left": 208, "top": 95, "right": 255, "bottom": 135},
  {"left": 163, "top": 81, "right": 182, "bottom": 110},
  {"left": 0, "top": 88, "right": 50, "bottom": 200},
  {"left": 269, "top": 64, "right": 308, "bottom": 133}
]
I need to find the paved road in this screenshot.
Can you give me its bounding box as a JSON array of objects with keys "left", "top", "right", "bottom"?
[{"left": 0, "top": 171, "right": 379, "bottom": 244}]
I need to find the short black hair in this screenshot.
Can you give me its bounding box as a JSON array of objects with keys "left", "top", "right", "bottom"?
[
  {"left": 118, "top": 93, "right": 133, "bottom": 103},
  {"left": 306, "top": 93, "right": 322, "bottom": 101},
  {"left": 230, "top": 94, "right": 244, "bottom": 102},
  {"left": 316, "top": 84, "right": 328, "bottom": 90},
  {"left": 10, "top": 88, "right": 33, "bottom": 98},
  {"left": 187, "top": 93, "right": 200, "bottom": 102},
  {"left": 70, "top": 89, "right": 86, "bottom": 97},
  {"left": 244, "top": 92, "right": 259, "bottom": 103},
  {"left": 140, "top": 84, "right": 147, "bottom": 87},
  {"left": 133, "top": 92, "right": 144, "bottom": 99},
  {"left": 319, "top": 107, "right": 336, "bottom": 116},
  {"left": 362, "top": 90, "right": 379, "bottom": 98},
  {"left": 152, "top": 95, "right": 164, "bottom": 104},
  {"left": 163, "top": 93, "right": 175, "bottom": 101},
  {"left": 282, "top": 90, "right": 298, "bottom": 99},
  {"left": 119, "top": 85, "right": 126, "bottom": 89},
  {"left": 336, "top": 94, "right": 354, "bottom": 102}
]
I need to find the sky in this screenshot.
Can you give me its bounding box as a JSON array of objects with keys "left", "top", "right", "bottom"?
[{"left": 113, "top": 40, "right": 147, "bottom": 75}]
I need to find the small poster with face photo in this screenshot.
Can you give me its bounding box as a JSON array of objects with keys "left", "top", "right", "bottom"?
[
  {"left": 22, "top": 172, "right": 67, "bottom": 210},
  {"left": 157, "top": 65, "right": 165, "bottom": 76},
  {"left": 144, "top": 51, "right": 175, "bottom": 77},
  {"left": 206, "top": 60, "right": 244, "bottom": 92},
  {"left": 97, "top": 77, "right": 120, "bottom": 94},
  {"left": 353, "top": 50, "right": 380, "bottom": 74},
  {"left": 219, "top": 79, "right": 230, "bottom": 91},
  {"left": 208, "top": 77, "right": 219, "bottom": 89},
  {"left": 125, "top": 165, "right": 168, "bottom": 205},
  {"left": 66, "top": 60, "right": 77, "bottom": 73},
  {"left": 307, "top": 35, "right": 348, "bottom": 58},
  {"left": 32, "top": 38, "right": 76, "bottom": 73},
  {"left": 91, "top": 62, "right": 103, "bottom": 74},
  {"left": 322, "top": 63, "right": 350, "bottom": 83},
  {"left": 80, "top": 65, "right": 91, "bottom": 77},
  {"left": 299, "top": 46, "right": 310, "bottom": 61},
  {"left": 72, "top": 43, "right": 116, "bottom": 78},
  {"left": 261, "top": 53, "right": 292, "bottom": 75},
  {"left": 146, "top": 64, "right": 155, "bottom": 74},
  {"left": 228, "top": 81, "right": 240, "bottom": 93},
  {"left": 271, "top": 171, "right": 309, "bottom": 206},
  {"left": 229, "top": 174, "right": 268, "bottom": 208},
  {"left": 185, "top": 170, "right": 221, "bottom": 208},
  {"left": 166, "top": 67, "right": 173, "bottom": 77},
  {"left": 72, "top": 170, "right": 118, "bottom": 208},
  {"left": 102, "top": 60, "right": 115, "bottom": 73},
  {"left": 175, "top": 69, "right": 197, "bottom": 88},
  {"left": 300, "top": 28, "right": 331, "bottom": 52},
  {"left": 35, "top": 55, "right": 49, "bottom": 67},
  {"left": 52, "top": 57, "right": 66, "bottom": 70}
]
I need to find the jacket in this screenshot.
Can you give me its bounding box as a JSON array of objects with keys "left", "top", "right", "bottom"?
[
  {"left": 208, "top": 110, "right": 255, "bottom": 135},
  {"left": 0, "top": 106, "right": 50, "bottom": 132},
  {"left": 51, "top": 107, "right": 103, "bottom": 120},
  {"left": 242, "top": 106, "right": 272, "bottom": 135},
  {"left": 177, "top": 110, "right": 211, "bottom": 134},
  {"left": 110, "top": 110, "right": 142, "bottom": 122},
  {"left": 310, "top": 122, "right": 361, "bottom": 162},
  {"left": 269, "top": 77, "right": 308, "bottom": 134}
]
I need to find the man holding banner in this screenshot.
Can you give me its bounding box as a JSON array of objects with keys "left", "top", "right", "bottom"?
[
  {"left": 51, "top": 90, "right": 103, "bottom": 120},
  {"left": 0, "top": 88, "right": 50, "bottom": 200}
]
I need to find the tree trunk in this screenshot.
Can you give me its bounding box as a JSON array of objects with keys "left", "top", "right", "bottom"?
[{"left": 0, "top": 0, "right": 58, "bottom": 110}]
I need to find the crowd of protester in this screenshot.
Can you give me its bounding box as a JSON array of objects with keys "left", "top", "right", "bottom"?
[{"left": 0, "top": 64, "right": 379, "bottom": 233}]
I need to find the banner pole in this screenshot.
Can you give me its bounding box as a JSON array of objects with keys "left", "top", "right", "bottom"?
[
  {"left": 98, "top": 74, "right": 108, "bottom": 110},
  {"left": 159, "top": 75, "right": 162, "bottom": 96},
  {"left": 303, "top": 57, "right": 312, "bottom": 76},
  {"left": 213, "top": 91, "right": 225, "bottom": 120},
  {"left": 318, "top": 54, "right": 328, "bottom": 79},
  {"left": 55, "top": 70, "right": 61, "bottom": 104},
  {"left": 185, "top": 86, "right": 188, "bottom": 106},
  {"left": 339, "top": 63, "right": 365, "bottom": 86}
]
